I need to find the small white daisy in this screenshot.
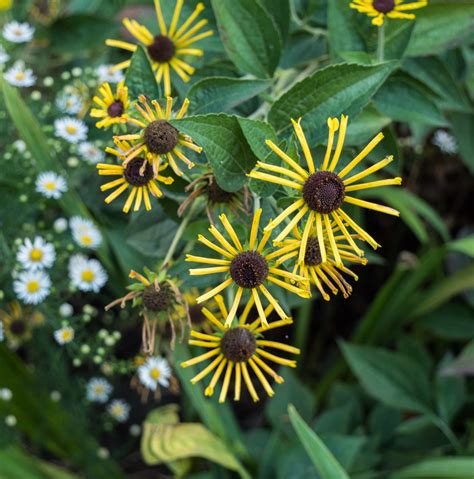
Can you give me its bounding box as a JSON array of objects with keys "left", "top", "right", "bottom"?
[
  {"left": 86, "top": 377, "right": 112, "bottom": 403},
  {"left": 54, "top": 326, "right": 75, "bottom": 345},
  {"left": 59, "top": 303, "right": 73, "bottom": 317},
  {"left": 13, "top": 270, "right": 51, "bottom": 304},
  {"left": 432, "top": 130, "right": 458, "bottom": 155},
  {"left": 77, "top": 142, "right": 105, "bottom": 164},
  {"left": 70, "top": 216, "right": 102, "bottom": 249},
  {"left": 137, "top": 356, "right": 171, "bottom": 391},
  {"left": 68, "top": 254, "right": 107, "bottom": 292},
  {"left": 36, "top": 171, "right": 68, "bottom": 199},
  {"left": 4, "top": 61, "right": 36, "bottom": 87},
  {"left": 108, "top": 399, "right": 130, "bottom": 422},
  {"left": 56, "top": 92, "right": 84, "bottom": 115},
  {"left": 0, "top": 45, "right": 9, "bottom": 65},
  {"left": 53, "top": 218, "right": 68, "bottom": 233},
  {"left": 3, "top": 21, "right": 35, "bottom": 43},
  {"left": 13, "top": 139, "right": 27, "bottom": 153},
  {"left": 16, "top": 236, "right": 56, "bottom": 271},
  {"left": 96, "top": 64, "right": 124, "bottom": 84},
  {"left": 54, "top": 117, "right": 88, "bottom": 144}
]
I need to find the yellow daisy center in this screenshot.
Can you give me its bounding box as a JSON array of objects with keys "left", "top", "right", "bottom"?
[
  {"left": 150, "top": 368, "right": 161, "bottom": 380},
  {"left": 80, "top": 235, "right": 92, "bottom": 245},
  {"left": 29, "top": 248, "right": 43, "bottom": 261},
  {"left": 94, "top": 385, "right": 104, "bottom": 394},
  {"left": 26, "top": 280, "right": 40, "bottom": 293},
  {"left": 66, "top": 125, "right": 77, "bottom": 134},
  {"left": 15, "top": 72, "right": 26, "bottom": 81},
  {"left": 61, "top": 330, "right": 72, "bottom": 341},
  {"left": 81, "top": 270, "right": 94, "bottom": 282},
  {"left": 45, "top": 181, "right": 57, "bottom": 190}
]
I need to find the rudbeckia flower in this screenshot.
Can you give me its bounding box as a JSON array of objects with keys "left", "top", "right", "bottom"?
[
  {"left": 181, "top": 303, "right": 299, "bottom": 403},
  {"left": 90, "top": 81, "right": 130, "bottom": 129},
  {"left": 97, "top": 139, "right": 174, "bottom": 213},
  {"left": 106, "top": 0, "right": 213, "bottom": 95},
  {"left": 350, "top": 0, "right": 428, "bottom": 26},
  {"left": 187, "top": 208, "right": 310, "bottom": 328},
  {"left": 248, "top": 116, "right": 401, "bottom": 265},
  {"left": 114, "top": 95, "right": 201, "bottom": 177}
]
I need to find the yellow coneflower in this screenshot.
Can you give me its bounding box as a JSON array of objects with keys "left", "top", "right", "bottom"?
[
  {"left": 181, "top": 304, "right": 299, "bottom": 403},
  {"left": 186, "top": 208, "right": 310, "bottom": 329},
  {"left": 114, "top": 95, "right": 201, "bottom": 177},
  {"left": 248, "top": 115, "right": 401, "bottom": 265},
  {"left": 106, "top": 0, "right": 213, "bottom": 96},
  {"left": 271, "top": 224, "right": 368, "bottom": 301},
  {"left": 96, "top": 140, "right": 173, "bottom": 213},
  {"left": 350, "top": 0, "right": 427, "bottom": 26},
  {"left": 90, "top": 81, "right": 130, "bottom": 129}
]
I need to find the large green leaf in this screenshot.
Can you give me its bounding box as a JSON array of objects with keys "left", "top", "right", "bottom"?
[
  {"left": 170, "top": 114, "right": 256, "bottom": 192},
  {"left": 258, "top": 0, "right": 290, "bottom": 42},
  {"left": 211, "top": 0, "right": 282, "bottom": 78},
  {"left": 288, "top": 405, "right": 350, "bottom": 479},
  {"left": 125, "top": 45, "right": 161, "bottom": 100},
  {"left": 188, "top": 77, "right": 272, "bottom": 114},
  {"left": 268, "top": 62, "right": 395, "bottom": 141},
  {"left": 340, "top": 342, "right": 433, "bottom": 414},
  {"left": 449, "top": 112, "right": 474, "bottom": 174},
  {"left": 407, "top": 3, "right": 474, "bottom": 57},
  {"left": 448, "top": 235, "right": 474, "bottom": 258},
  {"left": 391, "top": 457, "right": 474, "bottom": 478}
]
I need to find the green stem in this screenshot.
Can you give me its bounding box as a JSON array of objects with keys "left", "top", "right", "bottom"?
[
  {"left": 430, "top": 415, "right": 463, "bottom": 454},
  {"left": 162, "top": 201, "right": 200, "bottom": 267},
  {"left": 377, "top": 23, "right": 385, "bottom": 62}
]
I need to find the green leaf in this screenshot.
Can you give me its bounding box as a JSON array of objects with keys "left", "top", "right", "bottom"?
[
  {"left": 340, "top": 341, "right": 433, "bottom": 414},
  {"left": 419, "top": 303, "right": 474, "bottom": 340},
  {"left": 142, "top": 405, "right": 250, "bottom": 479},
  {"left": 48, "top": 14, "right": 115, "bottom": 54},
  {"left": 407, "top": 3, "right": 474, "bottom": 57},
  {"left": 440, "top": 340, "right": 474, "bottom": 377},
  {"left": 288, "top": 405, "right": 350, "bottom": 479},
  {"left": 449, "top": 112, "right": 474, "bottom": 174},
  {"left": 188, "top": 77, "right": 271, "bottom": 114},
  {"left": 268, "top": 62, "right": 396, "bottom": 141},
  {"left": 383, "top": 22, "right": 415, "bottom": 61},
  {"left": 170, "top": 114, "right": 256, "bottom": 192},
  {"left": 125, "top": 45, "right": 161, "bottom": 100},
  {"left": 258, "top": 0, "right": 290, "bottom": 42},
  {"left": 411, "top": 263, "right": 474, "bottom": 317},
  {"left": 373, "top": 74, "right": 447, "bottom": 127},
  {"left": 391, "top": 457, "right": 474, "bottom": 478},
  {"left": 436, "top": 357, "right": 465, "bottom": 423},
  {"left": 448, "top": 235, "right": 474, "bottom": 258},
  {"left": 211, "top": 0, "right": 282, "bottom": 77}
]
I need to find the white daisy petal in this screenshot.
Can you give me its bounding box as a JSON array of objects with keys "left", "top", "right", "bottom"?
[
  {"left": 107, "top": 399, "right": 130, "bottom": 422},
  {"left": 96, "top": 64, "right": 124, "bottom": 84},
  {"left": 70, "top": 216, "right": 103, "bottom": 249},
  {"left": 16, "top": 236, "right": 56, "bottom": 270},
  {"left": 0, "top": 45, "right": 10, "bottom": 65},
  {"left": 35, "top": 171, "right": 68, "bottom": 199},
  {"left": 54, "top": 326, "right": 75, "bottom": 345},
  {"left": 3, "top": 21, "right": 35, "bottom": 43},
  {"left": 4, "top": 61, "right": 36, "bottom": 87},
  {"left": 68, "top": 254, "right": 107, "bottom": 292},
  {"left": 13, "top": 270, "right": 51, "bottom": 304},
  {"left": 77, "top": 142, "right": 105, "bottom": 164},
  {"left": 432, "top": 130, "right": 458, "bottom": 155},
  {"left": 56, "top": 91, "right": 84, "bottom": 114},
  {"left": 137, "top": 356, "right": 172, "bottom": 391},
  {"left": 54, "top": 117, "right": 88, "bottom": 144},
  {"left": 86, "top": 377, "right": 112, "bottom": 403}
]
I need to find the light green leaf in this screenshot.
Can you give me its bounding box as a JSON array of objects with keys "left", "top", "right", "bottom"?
[
  {"left": 411, "top": 263, "right": 474, "bottom": 317},
  {"left": 288, "top": 404, "right": 350, "bottom": 479},
  {"left": 170, "top": 114, "right": 256, "bottom": 192},
  {"left": 391, "top": 457, "right": 474, "bottom": 478},
  {"left": 268, "top": 62, "right": 395, "bottom": 141},
  {"left": 340, "top": 341, "right": 433, "bottom": 414},
  {"left": 188, "top": 77, "right": 271, "bottom": 114},
  {"left": 448, "top": 235, "right": 474, "bottom": 258},
  {"left": 373, "top": 75, "right": 447, "bottom": 127},
  {"left": 407, "top": 3, "right": 474, "bottom": 57},
  {"left": 211, "top": 0, "right": 282, "bottom": 77},
  {"left": 125, "top": 45, "right": 161, "bottom": 100}
]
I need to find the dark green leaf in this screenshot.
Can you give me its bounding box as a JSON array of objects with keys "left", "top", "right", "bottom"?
[
  {"left": 125, "top": 45, "right": 161, "bottom": 100},
  {"left": 449, "top": 112, "right": 474, "bottom": 174}
]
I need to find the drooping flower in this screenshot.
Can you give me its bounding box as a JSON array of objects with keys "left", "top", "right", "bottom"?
[
  {"left": 68, "top": 254, "right": 108, "bottom": 293},
  {"left": 86, "top": 377, "right": 112, "bottom": 403},
  {"left": 3, "top": 21, "right": 35, "bottom": 43},
  {"left": 137, "top": 356, "right": 172, "bottom": 391},
  {"left": 106, "top": 0, "right": 213, "bottom": 95},
  {"left": 54, "top": 326, "right": 75, "bottom": 345},
  {"left": 90, "top": 81, "right": 129, "bottom": 129},
  {"left": 70, "top": 216, "right": 102, "bottom": 249},
  {"left": 248, "top": 116, "right": 401, "bottom": 264},
  {"left": 181, "top": 304, "right": 299, "bottom": 403},
  {"left": 54, "top": 117, "right": 88, "bottom": 143},
  {"left": 349, "top": 0, "right": 427, "bottom": 26},
  {"left": 78, "top": 142, "right": 105, "bottom": 164},
  {"left": 13, "top": 270, "right": 51, "bottom": 304},
  {"left": 271, "top": 224, "right": 368, "bottom": 301},
  {"left": 35, "top": 171, "right": 68, "bottom": 199},
  {"left": 16, "top": 236, "right": 56, "bottom": 271},
  {"left": 108, "top": 399, "right": 130, "bottom": 422},
  {"left": 187, "top": 209, "right": 310, "bottom": 328},
  {"left": 96, "top": 139, "right": 174, "bottom": 213},
  {"left": 96, "top": 64, "right": 124, "bottom": 84},
  {"left": 114, "top": 95, "right": 200, "bottom": 177},
  {"left": 4, "top": 61, "right": 36, "bottom": 87}
]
